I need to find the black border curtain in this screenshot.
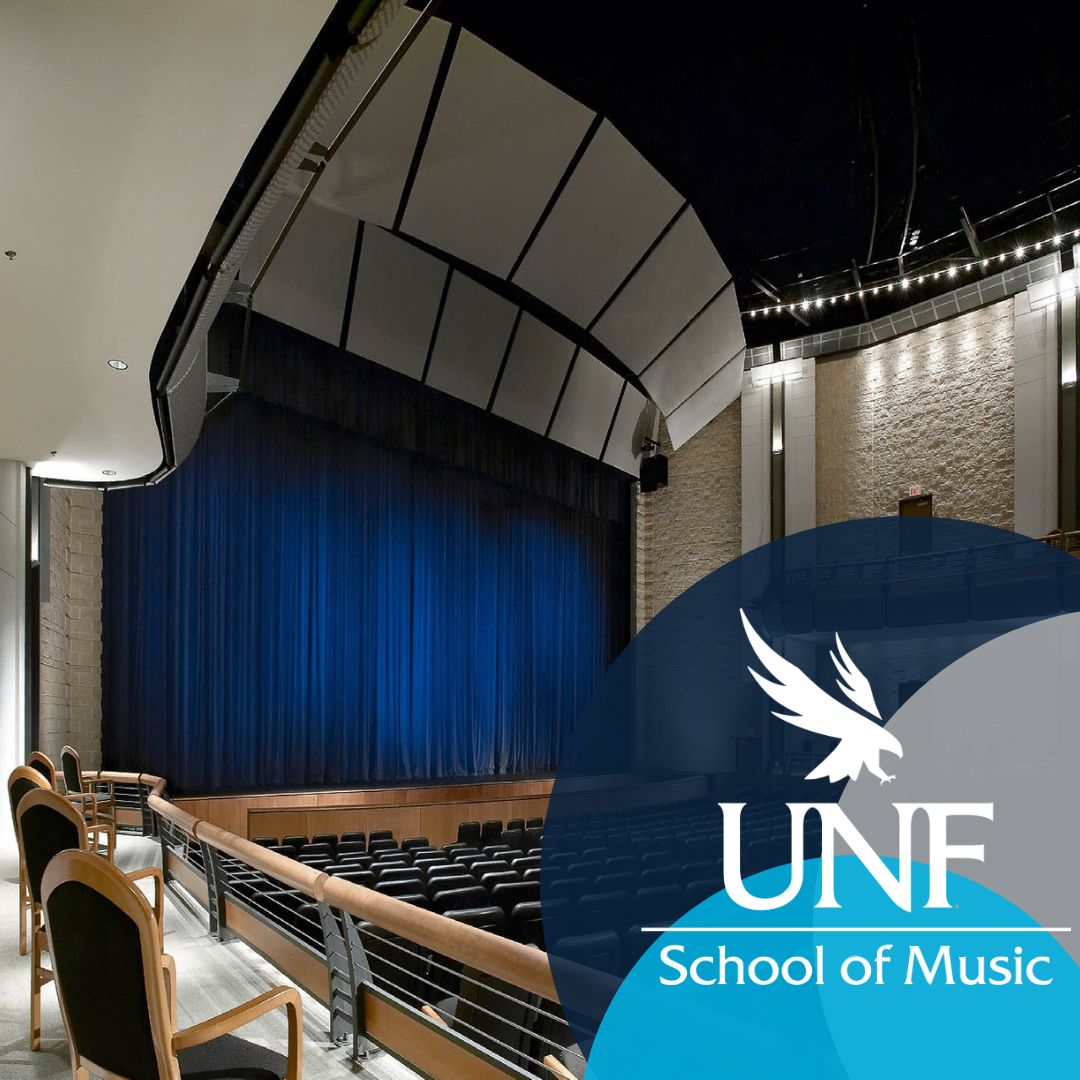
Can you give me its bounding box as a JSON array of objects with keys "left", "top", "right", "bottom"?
[{"left": 102, "top": 315, "right": 631, "bottom": 794}]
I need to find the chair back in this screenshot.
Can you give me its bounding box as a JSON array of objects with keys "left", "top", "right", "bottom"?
[
  {"left": 60, "top": 745, "right": 84, "bottom": 796},
  {"left": 27, "top": 751, "right": 58, "bottom": 791},
  {"left": 7, "top": 765, "right": 49, "bottom": 844},
  {"left": 41, "top": 848, "right": 175, "bottom": 1079},
  {"left": 16, "top": 788, "right": 88, "bottom": 904}
]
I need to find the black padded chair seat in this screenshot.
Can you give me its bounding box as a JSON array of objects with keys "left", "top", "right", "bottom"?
[{"left": 177, "top": 1031, "right": 287, "bottom": 1080}]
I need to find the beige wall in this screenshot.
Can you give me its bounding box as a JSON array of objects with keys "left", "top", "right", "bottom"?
[
  {"left": 816, "top": 298, "right": 1015, "bottom": 529},
  {"left": 39, "top": 489, "right": 103, "bottom": 768},
  {"left": 634, "top": 402, "right": 741, "bottom": 629}
]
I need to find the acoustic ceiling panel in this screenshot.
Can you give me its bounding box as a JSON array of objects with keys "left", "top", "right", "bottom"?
[
  {"left": 402, "top": 30, "right": 593, "bottom": 278},
  {"left": 346, "top": 226, "right": 448, "bottom": 379},
  {"left": 640, "top": 285, "right": 744, "bottom": 416},
  {"left": 592, "top": 206, "right": 732, "bottom": 373},
  {"left": 512, "top": 120, "right": 684, "bottom": 326},
  {"left": 315, "top": 12, "right": 450, "bottom": 228},
  {"left": 490, "top": 312, "right": 576, "bottom": 434},
  {"left": 548, "top": 349, "right": 624, "bottom": 458},
  {"left": 246, "top": 197, "right": 355, "bottom": 346},
  {"left": 664, "top": 351, "right": 744, "bottom": 450},
  {"left": 425, "top": 272, "right": 518, "bottom": 407},
  {"left": 602, "top": 383, "right": 650, "bottom": 475}
]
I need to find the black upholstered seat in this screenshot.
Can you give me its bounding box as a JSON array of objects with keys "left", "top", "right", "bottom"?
[
  {"left": 177, "top": 1031, "right": 287, "bottom": 1079},
  {"left": 457, "top": 821, "right": 482, "bottom": 845}
]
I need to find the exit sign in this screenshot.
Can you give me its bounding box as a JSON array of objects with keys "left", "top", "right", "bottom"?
[{"left": 909, "top": 485, "right": 922, "bottom": 497}]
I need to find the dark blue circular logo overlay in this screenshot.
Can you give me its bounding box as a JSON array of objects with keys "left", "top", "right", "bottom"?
[{"left": 543, "top": 518, "right": 1080, "bottom": 1077}]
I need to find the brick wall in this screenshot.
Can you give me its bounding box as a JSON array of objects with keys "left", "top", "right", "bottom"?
[
  {"left": 39, "top": 489, "right": 103, "bottom": 768},
  {"left": 816, "top": 297, "right": 1015, "bottom": 528},
  {"left": 634, "top": 402, "right": 742, "bottom": 629}
]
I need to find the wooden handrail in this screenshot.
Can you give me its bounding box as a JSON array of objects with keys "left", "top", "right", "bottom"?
[{"left": 106, "top": 773, "right": 563, "bottom": 1006}]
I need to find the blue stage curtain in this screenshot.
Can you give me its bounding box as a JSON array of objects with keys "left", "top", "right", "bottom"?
[{"left": 103, "top": 372, "right": 630, "bottom": 794}]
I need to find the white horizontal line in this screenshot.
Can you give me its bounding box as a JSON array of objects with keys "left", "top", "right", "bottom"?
[{"left": 641, "top": 927, "right": 1072, "bottom": 934}]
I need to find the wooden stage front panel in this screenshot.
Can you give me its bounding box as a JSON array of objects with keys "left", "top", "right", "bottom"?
[{"left": 174, "top": 777, "right": 552, "bottom": 847}]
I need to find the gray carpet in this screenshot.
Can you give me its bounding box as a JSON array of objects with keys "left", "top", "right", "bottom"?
[{"left": 0, "top": 834, "right": 418, "bottom": 1080}]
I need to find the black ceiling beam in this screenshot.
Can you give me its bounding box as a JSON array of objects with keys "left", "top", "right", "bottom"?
[
  {"left": 750, "top": 271, "right": 809, "bottom": 327},
  {"left": 849, "top": 261, "right": 870, "bottom": 321},
  {"left": 960, "top": 206, "right": 983, "bottom": 259}
]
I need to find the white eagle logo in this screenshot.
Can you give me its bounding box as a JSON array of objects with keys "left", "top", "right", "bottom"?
[{"left": 740, "top": 608, "right": 903, "bottom": 785}]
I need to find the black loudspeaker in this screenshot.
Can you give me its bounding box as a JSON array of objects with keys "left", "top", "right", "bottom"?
[{"left": 640, "top": 453, "right": 668, "bottom": 493}]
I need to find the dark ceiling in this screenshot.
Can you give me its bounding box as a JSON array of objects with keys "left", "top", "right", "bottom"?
[{"left": 433, "top": 0, "right": 1080, "bottom": 345}]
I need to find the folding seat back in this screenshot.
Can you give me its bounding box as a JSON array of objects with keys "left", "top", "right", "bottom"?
[
  {"left": 457, "top": 821, "right": 482, "bottom": 846},
  {"left": 312, "top": 833, "right": 338, "bottom": 849},
  {"left": 595, "top": 872, "right": 637, "bottom": 894},
  {"left": 552, "top": 930, "right": 621, "bottom": 974},
  {"left": 368, "top": 829, "right": 394, "bottom": 847},
  {"left": 432, "top": 885, "right": 489, "bottom": 914},
  {"left": 377, "top": 866, "right": 423, "bottom": 886},
  {"left": 336, "top": 840, "right": 366, "bottom": 856},
  {"left": 577, "top": 890, "right": 630, "bottom": 934},
  {"left": 511, "top": 855, "right": 541, "bottom": 872},
  {"left": 368, "top": 838, "right": 399, "bottom": 855},
  {"left": 639, "top": 867, "right": 672, "bottom": 888},
  {"left": 270, "top": 844, "right": 299, "bottom": 859},
  {"left": 282, "top": 835, "right": 308, "bottom": 850},
  {"left": 338, "top": 852, "right": 373, "bottom": 869},
  {"left": 426, "top": 863, "right": 465, "bottom": 880},
  {"left": 478, "top": 870, "right": 518, "bottom": 891},
  {"left": 634, "top": 884, "right": 681, "bottom": 928},
  {"left": 491, "top": 880, "right": 540, "bottom": 914},
  {"left": 506, "top": 818, "right": 525, "bottom": 832},
  {"left": 469, "top": 860, "right": 510, "bottom": 880},
  {"left": 333, "top": 870, "right": 375, "bottom": 889},
  {"left": 684, "top": 877, "right": 725, "bottom": 909},
  {"left": 523, "top": 867, "right": 542, "bottom": 883},
  {"left": 449, "top": 845, "right": 480, "bottom": 859},
  {"left": 252, "top": 836, "right": 277, "bottom": 848},
  {"left": 298, "top": 856, "right": 332, "bottom": 872},
  {"left": 376, "top": 879, "right": 424, "bottom": 899},
  {"left": 482, "top": 844, "right": 513, "bottom": 858},
  {"left": 401, "top": 836, "right": 430, "bottom": 851},
  {"left": 480, "top": 820, "right": 503, "bottom": 846},
  {"left": 501, "top": 828, "right": 526, "bottom": 851},
  {"left": 445, "top": 905, "right": 506, "bottom": 934},
  {"left": 427, "top": 873, "right": 473, "bottom": 894},
  {"left": 526, "top": 816, "right": 544, "bottom": 829},
  {"left": 299, "top": 842, "right": 334, "bottom": 859},
  {"left": 546, "top": 877, "right": 587, "bottom": 903},
  {"left": 509, "top": 900, "right": 545, "bottom": 947},
  {"left": 341, "top": 831, "right": 366, "bottom": 844},
  {"left": 454, "top": 854, "right": 485, "bottom": 870}
]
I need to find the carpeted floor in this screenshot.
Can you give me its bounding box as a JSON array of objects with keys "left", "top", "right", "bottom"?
[{"left": 0, "top": 834, "right": 419, "bottom": 1079}]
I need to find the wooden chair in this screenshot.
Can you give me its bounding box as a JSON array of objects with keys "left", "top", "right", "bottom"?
[
  {"left": 15, "top": 788, "right": 166, "bottom": 1050},
  {"left": 59, "top": 744, "right": 116, "bottom": 860},
  {"left": 27, "top": 750, "right": 58, "bottom": 789},
  {"left": 8, "top": 765, "right": 49, "bottom": 956},
  {"left": 41, "top": 848, "right": 303, "bottom": 1080}
]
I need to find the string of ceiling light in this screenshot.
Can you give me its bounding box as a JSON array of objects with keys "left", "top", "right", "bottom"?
[{"left": 743, "top": 225, "right": 1080, "bottom": 320}]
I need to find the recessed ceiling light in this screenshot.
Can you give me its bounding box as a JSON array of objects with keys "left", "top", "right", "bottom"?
[
  {"left": 102, "top": 469, "right": 116, "bottom": 476},
  {"left": 107, "top": 359, "right": 128, "bottom": 370}
]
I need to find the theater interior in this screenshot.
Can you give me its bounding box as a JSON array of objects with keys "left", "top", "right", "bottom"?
[{"left": 2, "top": 2, "right": 1079, "bottom": 1078}]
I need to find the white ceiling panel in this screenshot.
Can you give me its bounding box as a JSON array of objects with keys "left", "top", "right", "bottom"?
[
  {"left": 639, "top": 285, "right": 744, "bottom": 415},
  {"left": 548, "top": 350, "right": 624, "bottom": 458},
  {"left": 512, "top": 120, "right": 684, "bottom": 325},
  {"left": 2, "top": 0, "right": 337, "bottom": 481},
  {"left": 602, "top": 383, "right": 650, "bottom": 474},
  {"left": 248, "top": 198, "right": 355, "bottom": 346},
  {"left": 664, "top": 351, "right": 744, "bottom": 450},
  {"left": 491, "top": 313, "right": 575, "bottom": 434},
  {"left": 592, "top": 207, "right": 732, "bottom": 372},
  {"left": 403, "top": 31, "right": 593, "bottom": 277},
  {"left": 314, "top": 13, "right": 450, "bottom": 229},
  {"left": 346, "top": 226, "right": 447, "bottom": 378},
  {"left": 425, "top": 273, "right": 517, "bottom": 407}
]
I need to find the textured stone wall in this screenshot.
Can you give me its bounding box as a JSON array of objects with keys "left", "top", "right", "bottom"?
[
  {"left": 39, "top": 489, "right": 103, "bottom": 768},
  {"left": 634, "top": 402, "right": 742, "bottom": 629},
  {"left": 816, "top": 298, "right": 1015, "bottom": 529}
]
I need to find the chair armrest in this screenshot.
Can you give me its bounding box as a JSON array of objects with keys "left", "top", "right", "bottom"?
[
  {"left": 543, "top": 1054, "right": 577, "bottom": 1079},
  {"left": 127, "top": 866, "right": 165, "bottom": 930},
  {"left": 66, "top": 791, "right": 98, "bottom": 824},
  {"left": 420, "top": 1004, "right": 447, "bottom": 1027},
  {"left": 161, "top": 953, "right": 178, "bottom": 1029},
  {"left": 173, "top": 986, "right": 302, "bottom": 1080}
]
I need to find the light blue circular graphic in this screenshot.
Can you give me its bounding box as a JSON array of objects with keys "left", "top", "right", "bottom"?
[{"left": 543, "top": 518, "right": 1080, "bottom": 1073}]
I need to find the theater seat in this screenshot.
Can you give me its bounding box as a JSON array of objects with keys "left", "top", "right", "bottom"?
[
  {"left": 432, "top": 885, "right": 489, "bottom": 914},
  {"left": 480, "top": 821, "right": 503, "bottom": 846},
  {"left": 457, "top": 821, "right": 482, "bottom": 845},
  {"left": 491, "top": 881, "right": 539, "bottom": 915},
  {"left": 509, "top": 901, "right": 544, "bottom": 947},
  {"left": 445, "top": 905, "right": 506, "bottom": 935},
  {"left": 282, "top": 835, "right": 307, "bottom": 850},
  {"left": 401, "top": 836, "right": 430, "bottom": 851}
]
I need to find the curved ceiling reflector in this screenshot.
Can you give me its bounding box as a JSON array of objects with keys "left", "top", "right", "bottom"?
[{"left": 239, "top": 8, "right": 744, "bottom": 468}]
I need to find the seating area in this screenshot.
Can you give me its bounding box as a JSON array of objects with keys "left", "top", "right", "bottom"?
[{"left": 238, "top": 818, "right": 547, "bottom": 951}]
